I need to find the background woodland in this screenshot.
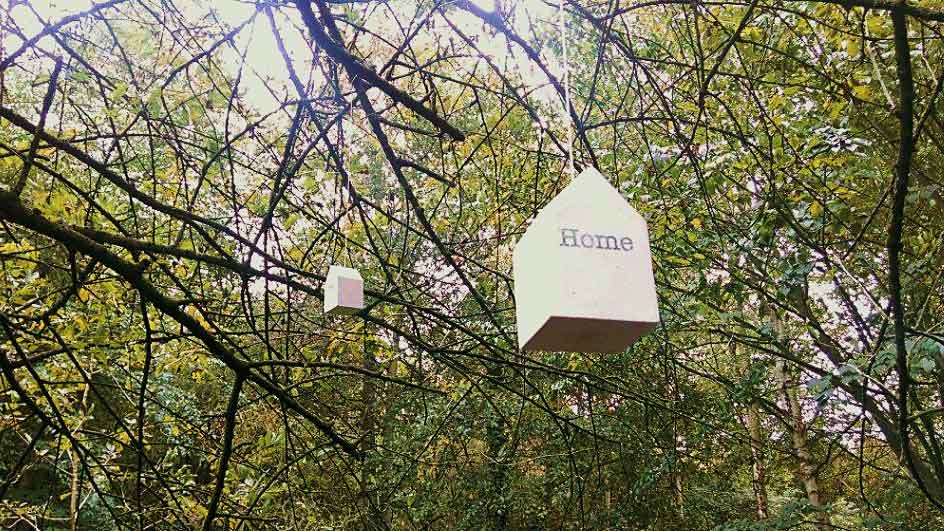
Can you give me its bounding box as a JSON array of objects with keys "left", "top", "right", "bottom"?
[{"left": 2, "top": 0, "right": 944, "bottom": 529}]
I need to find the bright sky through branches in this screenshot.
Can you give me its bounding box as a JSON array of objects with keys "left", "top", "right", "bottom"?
[{"left": 10, "top": 0, "right": 563, "bottom": 115}]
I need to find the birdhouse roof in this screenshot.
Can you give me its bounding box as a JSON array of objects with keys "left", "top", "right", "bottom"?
[
  {"left": 517, "top": 167, "right": 645, "bottom": 251},
  {"left": 326, "top": 265, "right": 362, "bottom": 279}
]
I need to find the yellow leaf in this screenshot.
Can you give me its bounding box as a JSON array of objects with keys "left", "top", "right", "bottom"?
[
  {"left": 847, "top": 40, "right": 860, "bottom": 57},
  {"left": 852, "top": 85, "right": 871, "bottom": 101},
  {"left": 810, "top": 201, "right": 824, "bottom": 217}
]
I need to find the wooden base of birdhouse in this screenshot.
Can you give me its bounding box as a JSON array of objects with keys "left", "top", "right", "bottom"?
[{"left": 521, "top": 316, "right": 658, "bottom": 353}]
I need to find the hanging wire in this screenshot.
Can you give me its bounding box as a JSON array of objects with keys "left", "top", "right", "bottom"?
[
  {"left": 336, "top": 77, "right": 353, "bottom": 268},
  {"left": 558, "top": 0, "right": 575, "bottom": 177}
]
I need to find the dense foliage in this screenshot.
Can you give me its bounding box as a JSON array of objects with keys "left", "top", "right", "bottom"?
[{"left": 1, "top": 0, "right": 944, "bottom": 529}]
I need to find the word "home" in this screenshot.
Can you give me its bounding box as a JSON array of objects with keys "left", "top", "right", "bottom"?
[{"left": 560, "top": 228, "right": 634, "bottom": 251}]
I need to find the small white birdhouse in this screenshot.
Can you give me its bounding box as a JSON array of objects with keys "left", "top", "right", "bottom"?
[
  {"left": 513, "top": 167, "right": 659, "bottom": 353},
  {"left": 324, "top": 265, "right": 364, "bottom": 315}
]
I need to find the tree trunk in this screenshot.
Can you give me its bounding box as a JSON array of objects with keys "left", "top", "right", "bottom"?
[
  {"left": 778, "top": 360, "right": 828, "bottom": 526},
  {"left": 68, "top": 447, "right": 80, "bottom": 531},
  {"left": 735, "top": 341, "right": 769, "bottom": 520},
  {"left": 673, "top": 471, "right": 684, "bottom": 517},
  {"left": 746, "top": 397, "right": 770, "bottom": 519},
  {"left": 770, "top": 310, "right": 829, "bottom": 530}
]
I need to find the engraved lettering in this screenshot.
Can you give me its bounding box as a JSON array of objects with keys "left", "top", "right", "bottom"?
[
  {"left": 596, "top": 235, "right": 621, "bottom": 251},
  {"left": 560, "top": 228, "right": 579, "bottom": 247},
  {"left": 557, "top": 228, "right": 636, "bottom": 252}
]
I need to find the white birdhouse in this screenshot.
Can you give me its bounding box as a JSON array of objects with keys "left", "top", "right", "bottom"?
[
  {"left": 513, "top": 167, "right": 659, "bottom": 353},
  {"left": 324, "top": 265, "right": 364, "bottom": 315}
]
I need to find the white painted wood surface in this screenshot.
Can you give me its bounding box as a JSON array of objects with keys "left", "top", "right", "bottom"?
[{"left": 513, "top": 167, "right": 659, "bottom": 352}]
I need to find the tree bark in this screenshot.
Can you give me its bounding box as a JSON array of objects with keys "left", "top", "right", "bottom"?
[
  {"left": 68, "top": 447, "right": 80, "bottom": 531},
  {"left": 735, "top": 341, "right": 769, "bottom": 520},
  {"left": 770, "top": 310, "right": 829, "bottom": 529},
  {"left": 745, "top": 395, "right": 769, "bottom": 519}
]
